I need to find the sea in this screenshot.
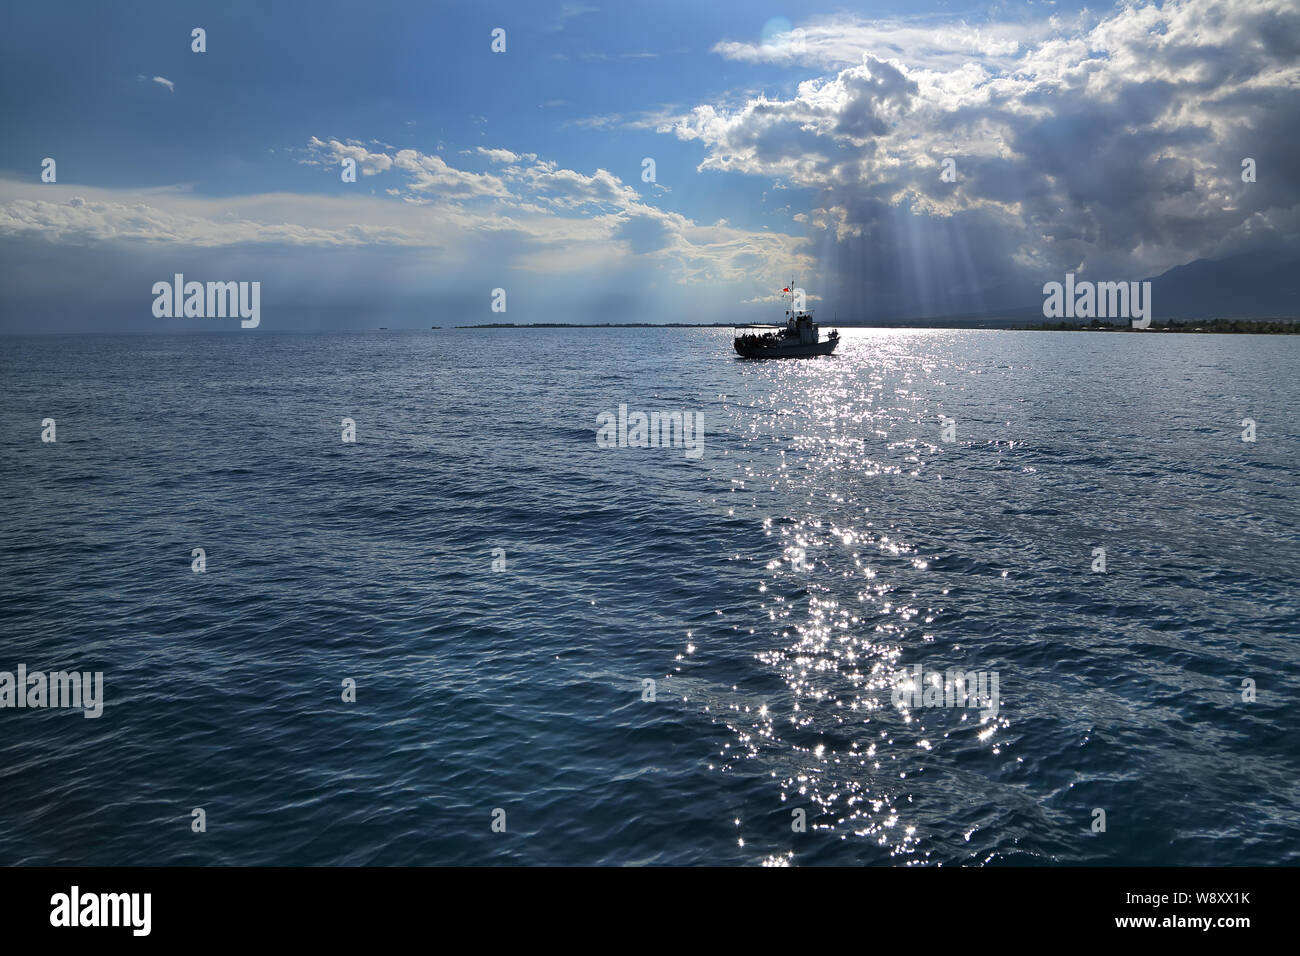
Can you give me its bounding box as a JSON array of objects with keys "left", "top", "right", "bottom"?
[{"left": 1, "top": 327, "right": 1297, "bottom": 866}]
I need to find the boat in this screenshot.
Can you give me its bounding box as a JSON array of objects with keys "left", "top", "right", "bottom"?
[{"left": 734, "top": 282, "right": 838, "bottom": 358}]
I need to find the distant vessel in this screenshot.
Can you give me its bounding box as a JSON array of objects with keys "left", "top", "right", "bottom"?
[{"left": 734, "top": 282, "right": 838, "bottom": 358}]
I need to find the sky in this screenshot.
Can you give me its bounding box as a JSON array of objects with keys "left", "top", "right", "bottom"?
[{"left": 0, "top": 0, "right": 1297, "bottom": 331}]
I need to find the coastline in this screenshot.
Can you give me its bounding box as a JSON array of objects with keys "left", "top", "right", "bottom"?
[{"left": 457, "top": 318, "right": 1300, "bottom": 334}]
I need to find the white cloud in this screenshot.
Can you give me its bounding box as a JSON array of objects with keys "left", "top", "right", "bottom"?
[
  {"left": 712, "top": 14, "right": 1075, "bottom": 71},
  {"left": 0, "top": 181, "right": 425, "bottom": 247},
  {"left": 670, "top": 0, "right": 1300, "bottom": 287},
  {"left": 391, "top": 149, "right": 510, "bottom": 198},
  {"left": 304, "top": 136, "right": 392, "bottom": 175},
  {"left": 0, "top": 137, "right": 815, "bottom": 288},
  {"left": 295, "top": 138, "right": 814, "bottom": 281},
  {"left": 475, "top": 147, "right": 537, "bottom": 164}
]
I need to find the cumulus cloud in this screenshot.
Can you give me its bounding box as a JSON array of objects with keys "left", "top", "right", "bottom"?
[
  {"left": 675, "top": 0, "right": 1300, "bottom": 317},
  {"left": 474, "top": 147, "right": 538, "bottom": 164},
  {"left": 391, "top": 149, "right": 511, "bottom": 198},
  {"left": 0, "top": 138, "right": 814, "bottom": 291},
  {"left": 295, "top": 137, "right": 813, "bottom": 282},
  {"left": 304, "top": 136, "right": 392, "bottom": 176}
]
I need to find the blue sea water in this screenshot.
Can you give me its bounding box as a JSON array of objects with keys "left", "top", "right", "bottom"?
[{"left": 0, "top": 327, "right": 1297, "bottom": 866}]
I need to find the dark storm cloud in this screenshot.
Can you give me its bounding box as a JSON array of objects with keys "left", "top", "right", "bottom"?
[{"left": 681, "top": 0, "right": 1300, "bottom": 318}]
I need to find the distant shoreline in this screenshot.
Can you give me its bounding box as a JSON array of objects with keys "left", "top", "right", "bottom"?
[
  {"left": 1014, "top": 319, "right": 1300, "bottom": 334},
  {"left": 455, "top": 322, "right": 740, "bottom": 328},
  {"left": 456, "top": 319, "right": 1299, "bottom": 333}
]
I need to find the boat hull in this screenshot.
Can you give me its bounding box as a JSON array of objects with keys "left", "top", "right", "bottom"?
[{"left": 733, "top": 337, "right": 838, "bottom": 358}]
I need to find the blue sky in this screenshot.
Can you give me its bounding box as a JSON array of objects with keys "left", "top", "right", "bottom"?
[{"left": 1, "top": 0, "right": 1296, "bottom": 330}]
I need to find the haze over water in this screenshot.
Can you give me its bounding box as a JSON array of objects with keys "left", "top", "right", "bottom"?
[{"left": 1, "top": 327, "right": 1296, "bottom": 865}]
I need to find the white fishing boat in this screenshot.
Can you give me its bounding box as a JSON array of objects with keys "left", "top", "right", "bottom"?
[{"left": 734, "top": 282, "right": 838, "bottom": 358}]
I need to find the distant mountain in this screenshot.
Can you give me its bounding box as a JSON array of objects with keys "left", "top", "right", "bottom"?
[
  {"left": 1145, "top": 250, "right": 1300, "bottom": 318},
  {"left": 848, "top": 249, "right": 1300, "bottom": 327}
]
